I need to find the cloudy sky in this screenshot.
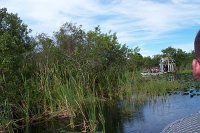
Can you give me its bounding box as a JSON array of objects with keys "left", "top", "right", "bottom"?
[{"left": 1, "top": 0, "right": 200, "bottom": 56}]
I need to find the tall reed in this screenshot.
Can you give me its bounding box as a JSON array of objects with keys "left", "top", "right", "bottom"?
[
  {"left": 133, "top": 73, "right": 186, "bottom": 96},
  {"left": 1, "top": 61, "right": 110, "bottom": 132}
]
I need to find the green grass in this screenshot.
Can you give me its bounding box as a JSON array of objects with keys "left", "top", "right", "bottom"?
[
  {"left": 0, "top": 65, "right": 190, "bottom": 133},
  {"left": 0, "top": 63, "right": 108, "bottom": 132},
  {"left": 133, "top": 74, "right": 186, "bottom": 96}
]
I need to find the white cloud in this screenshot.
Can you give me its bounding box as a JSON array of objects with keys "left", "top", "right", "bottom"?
[
  {"left": 1, "top": 0, "right": 200, "bottom": 55},
  {"left": 174, "top": 42, "right": 194, "bottom": 52}
]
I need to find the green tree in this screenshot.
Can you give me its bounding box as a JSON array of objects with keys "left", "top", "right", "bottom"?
[
  {"left": 86, "top": 26, "right": 128, "bottom": 69},
  {"left": 173, "top": 49, "right": 187, "bottom": 68},
  {"left": 133, "top": 46, "right": 140, "bottom": 54},
  {"left": 161, "top": 46, "right": 176, "bottom": 57},
  {"left": 34, "top": 33, "right": 58, "bottom": 66},
  {"left": 151, "top": 54, "right": 162, "bottom": 67},
  {"left": 54, "top": 22, "right": 86, "bottom": 54},
  {"left": 161, "top": 47, "right": 194, "bottom": 71},
  {"left": 0, "top": 8, "right": 33, "bottom": 79},
  {"left": 129, "top": 53, "right": 143, "bottom": 70},
  {"left": 143, "top": 56, "right": 152, "bottom": 68}
]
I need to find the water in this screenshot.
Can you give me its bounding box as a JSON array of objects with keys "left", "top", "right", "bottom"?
[
  {"left": 104, "top": 74, "right": 200, "bottom": 133},
  {"left": 117, "top": 92, "right": 200, "bottom": 133},
  {"left": 25, "top": 74, "right": 200, "bottom": 133},
  {"left": 26, "top": 92, "right": 200, "bottom": 133}
]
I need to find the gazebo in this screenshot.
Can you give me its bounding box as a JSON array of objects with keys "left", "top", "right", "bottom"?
[{"left": 159, "top": 57, "right": 176, "bottom": 73}]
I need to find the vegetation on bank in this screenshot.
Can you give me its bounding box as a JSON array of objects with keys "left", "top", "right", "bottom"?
[
  {"left": 0, "top": 8, "right": 195, "bottom": 132},
  {"left": 133, "top": 75, "right": 185, "bottom": 96}
]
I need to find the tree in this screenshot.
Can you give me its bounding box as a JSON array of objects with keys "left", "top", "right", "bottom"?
[
  {"left": 173, "top": 49, "right": 187, "bottom": 68},
  {"left": 143, "top": 56, "right": 152, "bottom": 68},
  {"left": 133, "top": 46, "right": 140, "bottom": 54},
  {"left": 151, "top": 54, "right": 162, "bottom": 67},
  {"left": 54, "top": 22, "right": 86, "bottom": 54},
  {"left": 129, "top": 52, "right": 143, "bottom": 70},
  {"left": 86, "top": 26, "right": 128, "bottom": 69},
  {"left": 0, "top": 8, "right": 33, "bottom": 79},
  {"left": 34, "top": 33, "right": 58, "bottom": 66},
  {"left": 161, "top": 47, "right": 194, "bottom": 70},
  {"left": 161, "top": 46, "right": 176, "bottom": 57}
]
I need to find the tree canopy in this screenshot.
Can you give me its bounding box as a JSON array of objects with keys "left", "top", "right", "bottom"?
[{"left": 0, "top": 8, "right": 33, "bottom": 77}]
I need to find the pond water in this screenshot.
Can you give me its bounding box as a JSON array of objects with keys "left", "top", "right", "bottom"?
[
  {"left": 105, "top": 90, "right": 200, "bottom": 133},
  {"left": 104, "top": 74, "right": 200, "bottom": 133}
]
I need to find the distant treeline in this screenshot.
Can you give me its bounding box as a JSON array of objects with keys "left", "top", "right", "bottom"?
[{"left": 130, "top": 46, "right": 194, "bottom": 71}]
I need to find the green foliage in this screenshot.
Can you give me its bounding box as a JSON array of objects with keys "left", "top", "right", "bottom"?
[
  {"left": 161, "top": 46, "right": 176, "bottom": 57},
  {"left": 86, "top": 26, "right": 128, "bottom": 68},
  {"left": 133, "top": 74, "right": 186, "bottom": 96},
  {"left": 151, "top": 54, "right": 162, "bottom": 66},
  {"left": 161, "top": 47, "right": 194, "bottom": 70},
  {"left": 127, "top": 49, "right": 143, "bottom": 71},
  {"left": 133, "top": 46, "right": 140, "bottom": 54},
  {"left": 0, "top": 7, "right": 196, "bottom": 132},
  {"left": 0, "top": 13, "right": 130, "bottom": 132},
  {"left": 55, "top": 22, "right": 86, "bottom": 53},
  {"left": 0, "top": 8, "right": 34, "bottom": 82},
  {"left": 124, "top": 45, "right": 194, "bottom": 72},
  {"left": 143, "top": 56, "right": 152, "bottom": 68}
]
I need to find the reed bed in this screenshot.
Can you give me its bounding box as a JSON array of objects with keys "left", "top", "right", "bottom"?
[
  {"left": 0, "top": 65, "right": 189, "bottom": 133},
  {"left": 133, "top": 74, "right": 186, "bottom": 96},
  {"left": 0, "top": 63, "right": 109, "bottom": 132}
]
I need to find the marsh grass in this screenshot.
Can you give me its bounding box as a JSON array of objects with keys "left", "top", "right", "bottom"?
[
  {"left": 1, "top": 63, "right": 109, "bottom": 132},
  {"left": 133, "top": 73, "right": 187, "bottom": 96},
  {"left": 1, "top": 63, "right": 190, "bottom": 133}
]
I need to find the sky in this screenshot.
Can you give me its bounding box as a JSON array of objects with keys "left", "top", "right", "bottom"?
[{"left": 1, "top": 0, "right": 200, "bottom": 56}]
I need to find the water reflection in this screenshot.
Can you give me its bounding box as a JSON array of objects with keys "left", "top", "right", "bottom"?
[
  {"left": 105, "top": 91, "right": 200, "bottom": 133},
  {"left": 103, "top": 103, "right": 123, "bottom": 133},
  {"left": 25, "top": 74, "right": 200, "bottom": 133},
  {"left": 27, "top": 91, "right": 200, "bottom": 133}
]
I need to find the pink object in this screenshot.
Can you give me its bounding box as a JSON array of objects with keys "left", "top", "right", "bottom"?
[
  {"left": 193, "top": 30, "right": 200, "bottom": 80},
  {"left": 192, "top": 59, "right": 200, "bottom": 79}
]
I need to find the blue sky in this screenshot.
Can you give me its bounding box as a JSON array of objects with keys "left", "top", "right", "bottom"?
[{"left": 1, "top": 0, "right": 200, "bottom": 56}]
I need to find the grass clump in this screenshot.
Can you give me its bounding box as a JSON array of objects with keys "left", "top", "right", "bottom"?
[{"left": 133, "top": 74, "right": 186, "bottom": 96}]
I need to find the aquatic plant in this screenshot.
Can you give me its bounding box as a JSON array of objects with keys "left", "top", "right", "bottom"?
[{"left": 133, "top": 73, "right": 186, "bottom": 96}]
